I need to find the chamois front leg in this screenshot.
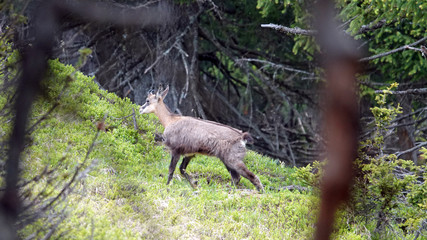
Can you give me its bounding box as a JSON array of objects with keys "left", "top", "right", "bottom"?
[
  {"left": 234, "top": 162, "right": 264, "bottom": 192},
  {"left": 179, "top": 155, "right": 196, "bottom": 188},
  {"left": 167, "top": 153, "right": 180, "bottom": 185}
]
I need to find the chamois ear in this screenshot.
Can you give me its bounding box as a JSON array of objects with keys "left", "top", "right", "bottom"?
[{"left": 160, "top": 85, "right": 169, "bottom": 99}]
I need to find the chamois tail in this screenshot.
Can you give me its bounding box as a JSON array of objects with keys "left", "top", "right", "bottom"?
[{"left": 242, "top": 132, "right": 254, "bottom": 144}]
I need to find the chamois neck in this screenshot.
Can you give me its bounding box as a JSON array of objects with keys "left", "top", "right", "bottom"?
[{"left": 155, "top": 101, "right": 176, "bottom": 127}]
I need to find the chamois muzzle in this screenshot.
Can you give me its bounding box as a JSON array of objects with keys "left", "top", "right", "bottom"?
[{"left": 139, "top": 104, "right": 146, "bottom": 114}]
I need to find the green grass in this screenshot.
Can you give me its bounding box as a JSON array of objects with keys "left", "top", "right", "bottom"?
[{"left": 1, "top": 60, "right": 406, "bottom": 239}]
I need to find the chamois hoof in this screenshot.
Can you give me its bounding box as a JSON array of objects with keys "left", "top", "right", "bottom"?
[{"left": 189, "top": 180, "right": 198, "bottom": 189}]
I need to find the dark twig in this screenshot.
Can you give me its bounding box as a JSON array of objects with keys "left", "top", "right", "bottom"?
[
  {"left": 132, "top": 108, "right": 138, "bottom": 130},
  {"left": 236, "top": 58, "right": 315, "bottom": 76}
]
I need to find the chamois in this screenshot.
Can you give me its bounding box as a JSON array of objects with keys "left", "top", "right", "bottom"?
[{"left": 139, "top": 86, "right": 263, "bottom": 192}]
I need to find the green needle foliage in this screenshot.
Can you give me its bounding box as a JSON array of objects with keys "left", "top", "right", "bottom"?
[{"left": 295, "top": 83, "right": 426, "bottom": 239}]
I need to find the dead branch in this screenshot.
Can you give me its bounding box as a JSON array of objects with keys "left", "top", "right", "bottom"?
[
  {"left": 359, "top": 36, "right": 427, "bottom": 62},
  {"left": 199, "top": 24, "right": 321, "bottom": 164},
  {"left": 236, "top": 58, "right": 315, "bottom": 76},
  {"left": 263, "top": 19, "right": 391, "bottom": 37},
  {"left": 213, "top": 89, "right": 276, "bottom": 150},
  {"left": 375, "top": 88, "right": 427, "bottom": 95},
  {"left": 260, "top": 23, "right": 317, "bottom": 36},
  {"left": 132, "top": 108, "right": 138, "bottom": 130},
  {"left": 144, "top": 7, "right": 203, "bottom": 74},
  {"left": 396, "top": 142, "right": 427, "bottom": 159}
]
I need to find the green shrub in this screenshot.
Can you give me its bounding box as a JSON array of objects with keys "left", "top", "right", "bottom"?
[{"left": 293, "top": 83, "right": 426, "bottom": 238}]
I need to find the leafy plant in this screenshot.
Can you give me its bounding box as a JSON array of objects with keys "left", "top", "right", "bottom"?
[
  {"left": 293, "top": 83, "right": 426, "bottom": 238},
  {"left": 354, "top": 83, "right": 426, "bottom": 237}
]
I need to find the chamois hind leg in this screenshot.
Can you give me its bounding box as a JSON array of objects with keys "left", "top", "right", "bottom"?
[
  {"left": 179, "top": 155, "right": 196, "bottom": 188},
  {"left": 167, "top": 153, "right": 181, "bottom": 185},
  {"left": 234, "top": 162, "right": 264, "bottom": 192},
  {"left": 227, "top": 168, "right": 241, "bottom": 186}
]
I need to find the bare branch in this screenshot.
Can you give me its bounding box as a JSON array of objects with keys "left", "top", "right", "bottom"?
[
  {"left": 396, "top": 142, "right": 427, "bottom": 159},
  {"left": 236, "top": 58, "right": 315, "bottom": 76},
  {"left": 261, "top": 23, "right": 317, "bottom": 36},
  {"left": 375, "top": 88, "right": 427, "bottom": 95},
  {"left": 144, "top": 7, "right": 203, "bottom": 74},
  {"left": 359, "top": 36, "right": 427, "bottom": 62},
  {"left": 213, "top": 90, "right": 276, "bottom": 152},
  {"left": 263, "top": 19, "right": 390, "bottom": 37},
  {"left": 132, "top": 108, "right": 138, "bottom": 130}
]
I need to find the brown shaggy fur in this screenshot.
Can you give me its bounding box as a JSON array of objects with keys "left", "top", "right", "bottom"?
[{"left": 140, "top": 87, "right": 263, "bottom": 192}]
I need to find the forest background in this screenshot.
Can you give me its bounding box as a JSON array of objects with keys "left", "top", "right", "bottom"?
[{"left": 0, "top": 0, "right": 426, "bottom": 239}]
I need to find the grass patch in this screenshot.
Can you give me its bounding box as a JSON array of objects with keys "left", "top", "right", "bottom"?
[{"left": 1, "top": 60, "right": 401, "bottom": 239}]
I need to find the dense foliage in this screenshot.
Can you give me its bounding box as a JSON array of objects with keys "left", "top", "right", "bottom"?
[
  {"left": 0, "top": 0, "right": 426, "bottom": 238},
  {"left": 296, "top": 83, "right": 426, "bottom": 238}
]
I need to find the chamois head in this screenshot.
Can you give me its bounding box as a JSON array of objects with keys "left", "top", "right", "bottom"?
[{"left": 139, "top": 86, "right": 169, "bottom": 114}]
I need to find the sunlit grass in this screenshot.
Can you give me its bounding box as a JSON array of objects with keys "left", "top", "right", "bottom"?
[{"left": 7, "top": 60, "right": 394, "bottom": 239}]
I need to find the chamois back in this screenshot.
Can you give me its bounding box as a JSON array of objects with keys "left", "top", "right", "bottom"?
[{"left": 163, "top": 117, "right": 247, "bottom": 158}]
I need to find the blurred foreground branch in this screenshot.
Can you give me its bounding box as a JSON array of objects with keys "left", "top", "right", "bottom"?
[
  {"left": 0, "top": 0, "right": 172, "bottom": 238},
  {"left": 313, "top": 1, "right": 360, "bottom": 240}
]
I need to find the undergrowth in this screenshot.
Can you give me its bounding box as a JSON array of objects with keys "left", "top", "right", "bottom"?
[
  {"left": 295, "top": 83, "right": 427, "bottom": 239},
  {"left": 1, "top": 59, "right": 413, "bottom": 239}
]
